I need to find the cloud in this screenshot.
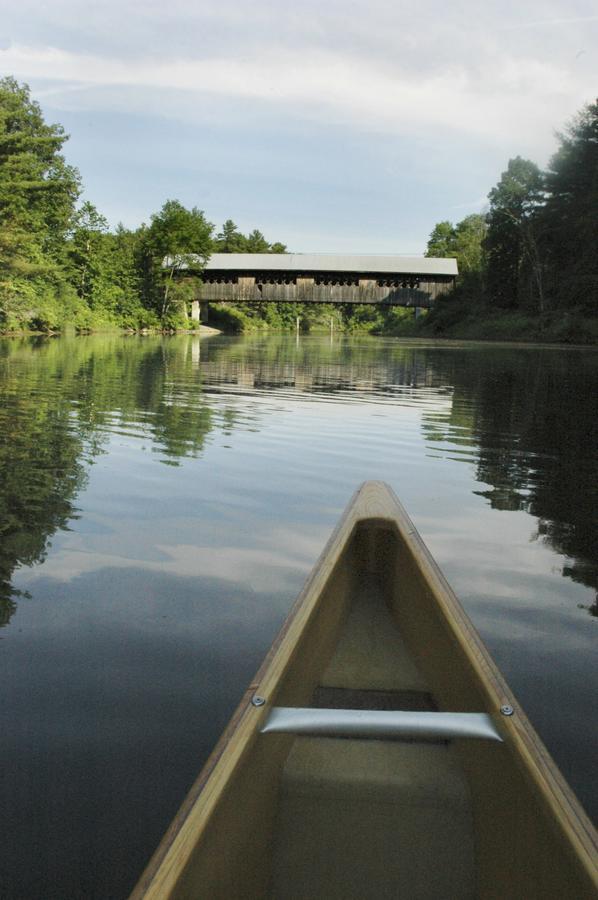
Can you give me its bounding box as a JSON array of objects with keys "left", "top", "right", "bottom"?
[
  {"left": 1, "top": 41, "right": 587, "bottom": 152},
  {"left": 2, "top": 0, "right": 594, "bottom": 243},
  {"left": 500, "top": 14, "right": 598, "bottom": 29},
  {"left": 450, "top": 196, "right": 489, "bottom": 211}
]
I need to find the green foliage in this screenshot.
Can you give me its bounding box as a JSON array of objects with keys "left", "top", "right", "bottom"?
[
  {"left": 1, "top": 76, "right": 593, "bottom": 342},
  {"left": 422, "top": 101, "right": 597, "bottom": 340},
  {"left": 376, "top": 306, "right": 419, "bottom": 336},
  {"left": 67, "top": 201, "right": 110, "bottom": 304},
  {"left": 245, "top": 229, "right": 270, "bottom": 252},
  {"left": 541, "top": 100, "right": 598, "bottom": 312},
  {"left": 426, "top": 215, "right": 487, "bottom": 275},
  {"left": 207, "top": 303, "right": 253, "bottom": 333},
  {"left": 484, "top": 156, "right": 544, "bottom": 310},
  {"left": 0, "top": 77, "right": 81, "bottom": 330},
  {"left": 142, "top": 199, "right": 213, "bottom": 320},
  {"left": 104, "top": 225, "right": 152, "bottom": 328},
  {"left": 213, "top": 219, "right": 247, "bottom": 253},
  {"left": 426, "top": 221, "right": 455, "bottom": 258},
  {"left": 212, "top": 219, "right": 287, "bottom": 254},
  {"left": 453, "top": 215, "right": 487, "bottom": 274}
]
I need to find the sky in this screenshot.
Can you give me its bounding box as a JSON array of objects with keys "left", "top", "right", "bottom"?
[{"left": 1, "top": 0, "right": 595, "bottom": 253}]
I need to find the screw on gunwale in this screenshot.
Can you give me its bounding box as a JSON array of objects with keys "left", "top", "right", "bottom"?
[
  {"left": 500, "top": 705, "right": 514, "bottom": 716},
  {"left": 252, "top": 695, "right": 266, "bottom": 707}
]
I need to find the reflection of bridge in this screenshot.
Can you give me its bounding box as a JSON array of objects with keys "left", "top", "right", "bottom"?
[
  {"left": 177, "top": 254, "right": 458, "bottom": 321},
  {"left": 186, "top": 340, "right": 448, "bottom": 400}
]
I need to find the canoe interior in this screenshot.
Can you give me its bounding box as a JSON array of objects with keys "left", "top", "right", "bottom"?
[{"left": 133, "top": 491, "right": 597, "bottom": 899}]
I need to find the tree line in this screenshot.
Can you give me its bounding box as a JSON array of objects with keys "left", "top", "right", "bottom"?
[
  {"left": 0, "top": 76, "right": 290, "bottom": 333},
  {"left": 424, "top": 99, "right": 597, "bottom": 342},
  {"left": 1, "top": 76, "right": 596, "bottom": 339}
]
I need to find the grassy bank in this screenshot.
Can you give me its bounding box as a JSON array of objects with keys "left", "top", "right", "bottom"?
[
  {"left": 3, "top": 299, "right": 596, "bottom": 346},
  {"left": 405, "top": 294, "right": 598, "bottom": 345}
]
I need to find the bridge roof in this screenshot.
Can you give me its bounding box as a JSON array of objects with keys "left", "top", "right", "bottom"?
[{"left": 196, "top": 253, "right": 457, "bottom": 276}]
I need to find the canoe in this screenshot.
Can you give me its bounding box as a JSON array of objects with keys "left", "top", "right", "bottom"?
[{"left": 131, "top": 482, "right": 598, "bottom": 899}]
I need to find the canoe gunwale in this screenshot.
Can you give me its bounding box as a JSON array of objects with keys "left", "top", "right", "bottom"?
[{"left": 130, "top": 481, "right": 598, "bottom": 899}]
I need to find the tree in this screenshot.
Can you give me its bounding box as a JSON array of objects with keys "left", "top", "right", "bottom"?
[
  {"left": 541, "top": 100, "right": 598, "bottom": 312},
  {"left": 143, "top": 200, "right": 213, "bottom": 322},
  {"left": 212, "top": 220, "right": 287, "bottom": 256},
  {"left": 213, "top": 219, "right": 247, "bottom": 253},
  {"left": 426, "top": 214, "right": 486, "bottom": 275},
  {"left": 67, "top": 201, "right": 109, "bottom": 303},
  {"left": 106, "top": 224, "right": 151, "bottom": 327},
  {"left": 0, "top": 77, "right": 80, "bottom": 327},
  {"left": 484, "top": 157, "right": 544, "bottom": 310},
  {"left": 452, "top": 215, "right": 487, "bottom": 274},
  {"left": 244, "top": 229, "right": 270, "bottom": 253},
  {"left": 426, "top": 221, "right": 455, "bottom": 259}
]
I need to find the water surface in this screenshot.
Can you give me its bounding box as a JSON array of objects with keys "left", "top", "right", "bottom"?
[{"left": 0, "top": 334, "right": 596, "bottom": 898}]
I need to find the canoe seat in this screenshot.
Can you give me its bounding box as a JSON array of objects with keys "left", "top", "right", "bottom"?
[{"left": 269, "top": 735, "right": 475, "bottom": 899}]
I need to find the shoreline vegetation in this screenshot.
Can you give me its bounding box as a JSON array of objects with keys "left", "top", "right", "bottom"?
[{"left": 1, "top": 77, "right": 596, "bottom": 345}]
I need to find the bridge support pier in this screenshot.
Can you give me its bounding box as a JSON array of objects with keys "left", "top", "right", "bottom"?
[{"left": 190, "top": 301, "right": 209, "bottom": 324}]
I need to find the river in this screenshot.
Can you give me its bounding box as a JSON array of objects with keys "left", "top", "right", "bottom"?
[{"left": 0, "top": 333, "right": 596, "bottom": 898}]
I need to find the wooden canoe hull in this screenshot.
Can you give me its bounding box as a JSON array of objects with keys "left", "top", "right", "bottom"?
[{"left": 131, "top": 482, "right": 598, "bottom": 899}]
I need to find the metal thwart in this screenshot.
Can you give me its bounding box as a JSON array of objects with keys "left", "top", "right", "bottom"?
[{"left": 260, "top": 707, "right": 503, "bottom": 742}]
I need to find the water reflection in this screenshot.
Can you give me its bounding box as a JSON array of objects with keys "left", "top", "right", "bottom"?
[
  {"left": 419, "top": 346, "right": 598, "bottom": 608},
  {"left": 1, "top": 335, "right": 595, "bottom": 624},
  {"left": 1, "top": 333, "right": 597, "bottom": 898}
]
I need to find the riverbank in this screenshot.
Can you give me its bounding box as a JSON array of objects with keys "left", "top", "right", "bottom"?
[
  {"left": 0, "top": 324, "right": 223, "bottom": 338},
  {"left": 3, "top": 306, "right": 597, "bottom": 346},
  {"left": 378, "top": 299, "right": 598, "bottom": 346},
  {"left": 207, "top": 296, "right": 598, "bottom": 345}
]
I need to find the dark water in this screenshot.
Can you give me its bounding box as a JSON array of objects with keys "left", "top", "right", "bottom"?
[{"left": 0, "top": 333, "right": 596, "bottom": 898}]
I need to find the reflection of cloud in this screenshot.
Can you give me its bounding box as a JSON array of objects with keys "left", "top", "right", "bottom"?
[
  {"left": 417, "top": 506, "right": 595, "bottom": 641},
  {"left": 155, "top": 538, "right": 321, "bottom": 592},
  {"left": 16, "top": 525, "right": 327, "bottom": 594}
]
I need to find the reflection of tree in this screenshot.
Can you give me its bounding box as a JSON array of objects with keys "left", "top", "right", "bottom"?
[
  {"left": 0, "top": 365, "right": 88, "bottom": 625},
  {"left": 421, "top": 347, "right": 598, "bottom": 609},
  {"left": 2, "top": 335, "right": 596, "bottom": 624},
  {"left": 0, "top": 333, "right": 448, "bottom": 623},
  {"left": 0, "top": 335, "right": 228, "bottom": 622}
]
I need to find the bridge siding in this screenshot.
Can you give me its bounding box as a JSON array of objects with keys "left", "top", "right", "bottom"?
[
  {"left": 198, "top": 278, "right": 452, "bottom": 308},
  {"left": 178, "top": 256, "right": 457, "bottom": 309}
]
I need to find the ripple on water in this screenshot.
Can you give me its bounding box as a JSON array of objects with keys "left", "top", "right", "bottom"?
[{"left": 0, "top": 334, "right": 597, "bottom": 900}]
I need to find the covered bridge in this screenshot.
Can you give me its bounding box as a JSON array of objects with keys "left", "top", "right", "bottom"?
[{"left": 174, "top": 253, "right": 458, "bottom": 319}]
